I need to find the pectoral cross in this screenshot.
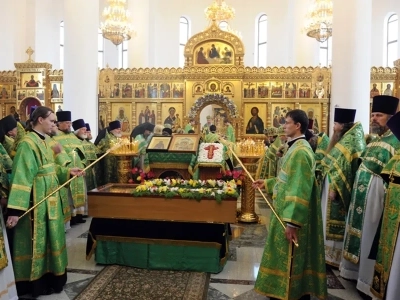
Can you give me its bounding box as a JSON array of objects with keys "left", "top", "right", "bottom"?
[{"left": 204, "top": 144, "right": 219, "bottom": 159}]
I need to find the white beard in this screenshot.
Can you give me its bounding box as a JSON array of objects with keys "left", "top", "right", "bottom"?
[{"left": 112, "top": 132, "right": 122, "bottom": 138}]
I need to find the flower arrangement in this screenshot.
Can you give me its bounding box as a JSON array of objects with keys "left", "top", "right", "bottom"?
[
  {"left": 132, "top": 179, "right": 239, "bottom": 203},
  {"left": 216, "top": 170, "right": 244, "bottom": 186},
  {"left": 128, "top": 167, "right": 155, "bottom": 184}
]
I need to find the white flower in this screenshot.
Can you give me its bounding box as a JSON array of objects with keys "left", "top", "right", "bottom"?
[{"left": 216, "top": 190, "right": 223, "bottom": 194}]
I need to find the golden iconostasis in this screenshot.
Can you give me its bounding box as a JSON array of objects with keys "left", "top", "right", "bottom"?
[{"left": 0, "top": 25, "right": 398, "bottom": 139}]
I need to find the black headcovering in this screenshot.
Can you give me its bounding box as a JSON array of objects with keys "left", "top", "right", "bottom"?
[
  {"left": 162, "top": 128, "right": 172, "bottom": 136},
  {"left": 334, "top": 108, "right": 356, "bottom": 123},
  {"left": 72, "top": 119, "right": 86, "bottom": 131},
  {"left": 1, "top": 115, "right": 17, "bottom": 133},
  {"left": 109, "top": 120, "right": 121, "bottom": 131},
  {"left": 387, "top": 111, "right": 400, "bottom": 141},
  {"left": 372, "top": 95, "right": 399, "bottom": 115},
  {"left": 85, "top": 123, "right": 91, "bottom": 131},
  {"left": 56, "top": 111, "right": 72, "bottom": 122}
]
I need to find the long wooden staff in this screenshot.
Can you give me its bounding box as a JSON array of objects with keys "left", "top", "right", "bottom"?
[
  {"left": 227, "top": 145, "right": 299, "bottom": 247},
  {"left": 18, "top": 144, "right": 122, "bottom": 220}
]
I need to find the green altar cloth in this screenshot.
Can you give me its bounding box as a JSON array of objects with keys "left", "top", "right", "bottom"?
[{"left": 148, "top": 152, "right": 193, "bottom": 164}]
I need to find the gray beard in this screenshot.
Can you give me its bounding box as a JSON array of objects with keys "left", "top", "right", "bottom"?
[{"left": 370, "top": 124, "right": 386, "bottom": 136}]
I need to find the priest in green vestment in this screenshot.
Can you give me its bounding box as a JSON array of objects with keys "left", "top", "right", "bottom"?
[
  {"left": 184, "top": 119, "right": 196, "bottom": 133},
  {"left": 0, "top": 115, "right": 18, "bottom": 159},
  {"left": 6, "top": 106, "right": 83, "bottom": 298},
  {"left": 255, "top": 127, "right": 277, "bottom": 179},
  {"left": 321, "top": 108, "right": 366, "bottom": 267},
  {"left": 370, "top": 111, "right": 400, "bottom": 299},
  {"left": 53, "top": 111, "right": 87, "bottom": 225},
  {"left": 0, "top": 128, "right": 18, "bottom": 300},
  {"left": 97, "top": 120, "right": 123, "bottom": 183},
  {"left": 253, "top": 109, "right": 327, "bottom": 300},
  {"left": 340, "top": 95, "right": 399, "bottom": 297},
  {"left": 82, "top": 123, "right": 99, "bottom": 192},
  {"left": 223, "top": 119, "right": 235, "bottom": 143}
]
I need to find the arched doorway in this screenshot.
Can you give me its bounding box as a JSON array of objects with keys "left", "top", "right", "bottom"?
[
  {"left": 19, "top": 97, "right": 42, "bottom": 122},
  {"left": 187, "top": 94, "right": 241, "bottom": 139}
]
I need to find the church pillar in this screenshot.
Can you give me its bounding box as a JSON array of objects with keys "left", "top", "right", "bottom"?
[
  {"left": 63, "top": 0, "right": 99, "bottom": 134},
  {"left": 127, "top": 0, "right": 151, "bottom": 67},
  {"left": 34, "top": 0, "right": 63, "bottom": 67},
  {"left": 330, "top": 0, "right": 372, "bottom": 133},
  {"left": 0, "top": 0, "right": 16, "bottom": 69}
]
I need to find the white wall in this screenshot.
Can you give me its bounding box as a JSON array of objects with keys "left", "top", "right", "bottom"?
[{"left": 2, "top": 0, "right": 400, "bottom": 69}]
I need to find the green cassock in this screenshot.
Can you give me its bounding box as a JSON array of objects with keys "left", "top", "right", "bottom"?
[
  {"left": 321, "top": 122, "right": 366, "bottom": 240},
  {"left": 52, "top": 132, "right": 87, "bottom": 208},
  {"left": 371, "top": 153, "right": 400, "bottom": 299},
  {"left": 7, "top": 132, "right": 70, "bottom": 281},
  {"left": 343, "top": 130, "right": 400, "bottom": 263},
  {"left": 255, "top": 137, "right": 281, "bottom": 179},
  {"left": 2, "top": 135, "right": 15, "bottom": 159},
  {"left": 255, "top": 139, "right": 327, "bottom": 300}
]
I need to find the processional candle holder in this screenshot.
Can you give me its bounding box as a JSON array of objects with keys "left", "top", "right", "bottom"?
[
  {"left": 235, "top": 138, "right": 264, "bottom": 223},
  {"left": 110, "top": 140, "right": 139, "bottom": 183}
]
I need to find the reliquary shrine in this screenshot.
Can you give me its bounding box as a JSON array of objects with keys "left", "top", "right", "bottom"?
[{"left": 0, "top": 24, "right": 399, "bottom": 139}]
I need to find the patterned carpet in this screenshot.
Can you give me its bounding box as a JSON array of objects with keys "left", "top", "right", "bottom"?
[{"left": 75, "top": 265, "right": 209, "bottom": 300}]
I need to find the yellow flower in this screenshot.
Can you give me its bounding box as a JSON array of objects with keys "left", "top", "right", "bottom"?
[
  {"left": 198, "top": 188, "right": 205, "bottom": 194},
  {"left": 236, "top": 179, "right": 242, "bottom": 185},
  {"left": 171, "top": 179, "right": 177, "bottom": 186},
  {"left": 207, "top": 179, "right": 216, "bottom": 187},
  {"left": 137, "top": 176, "right": 142, "bottom": 182},
  {"left": 145, "top": 181, "right": 153, "bottom": 187}
]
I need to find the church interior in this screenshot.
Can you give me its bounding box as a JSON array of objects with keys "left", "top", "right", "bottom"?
[{"left": 0, "top": 0, "right": 400, "bottom": 299}]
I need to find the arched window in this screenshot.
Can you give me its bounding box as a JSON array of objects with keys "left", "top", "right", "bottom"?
[
  {"left": 319, "top": 38, "right": 332, "bottom": 67},
  {"left": 386, "top": 14, "right": 398, "bottom": 67},
  {"left": 98, "top": 29, "right": 104, "bottom": 69},
  {"left": 257, "top": 14, "right": 267, "bottom": 67},
  {"left": 118, "top": 41, "right": 128, "bottom": 68},
  {"left": 60, "top": 21, "right": 64, "bottom": 69},
  {"left": 219, "top": 21, "right": 228, "bottom": 31},
  {"left": 179, "top": 16, "right": 189, "bottom": 67}
]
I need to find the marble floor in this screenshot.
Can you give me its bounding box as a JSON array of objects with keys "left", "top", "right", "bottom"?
[{"left": 29, "top": 193, "right": 365, "bottom": 300}]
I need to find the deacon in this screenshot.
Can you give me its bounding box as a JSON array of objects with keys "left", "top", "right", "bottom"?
[
  {"left": 252, "top": 109, "right": 327, "bottom": 300},
  {"left": 370, "top": 111, "right": 400, "bottom": 299},
  {"left": 340, "top": 95, "right": 400, "bottom": 298},
  {"left": 6, "top": 106, "right": 83, "bottom": 298},
  {"left": 321, "top": 108, "right": 366, "bottom": 267},
  {"left": 53, "top": 112, "right": 87, "bottom": 225},
  {"left": 97, "top": 120, "right": 122, "bottom": 183}
]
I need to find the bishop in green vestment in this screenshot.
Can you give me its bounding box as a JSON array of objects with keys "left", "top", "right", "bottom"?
[
  {"left": 253, "top": 110, "right": 327, "bottom": 300},
  {"left": 321, "top": 108, "right": 365, "bottom": 267},
  {"left": 6, "top": 107, "right": 82, "bottom": 298},
  {"left": 370, "top": 111, "right": 400, "bottom": 300},
  {"left": 341, "top": 95, "right": 399, "bottom": 297}
]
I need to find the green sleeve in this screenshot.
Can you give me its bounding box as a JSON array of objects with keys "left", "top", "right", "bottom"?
[{"left": 264, "top": 177, "right": 276, "bottom": 195}]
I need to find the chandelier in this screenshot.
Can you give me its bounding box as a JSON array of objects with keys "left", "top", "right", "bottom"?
[
  {"left": 303, "top": 0, "right": 333, "bottom": 43},
  {"left": 204, "top": 0, "right": 235, "bottom": 22},
  {"left": 100, "top": 0, "right": 134, "bottom": 46}
]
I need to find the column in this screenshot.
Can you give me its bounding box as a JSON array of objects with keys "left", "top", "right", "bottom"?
[
  {"left": 287, "top": 0, "right": 320, "bottom": 66},
  {"left": 127, "top": 0, "right": 151, "bottom": 67},
  {"left": 63, "top": 0, "right": 99, "bottom": 135},
  {"left": 330, "top": 0, "right": 372, "bottom": 133},
  {"left": 0, "top": 0, "right": 16, "bottom": 69},
  {"left": 34, "top": 0, "right": 63, "bottom": 67}
]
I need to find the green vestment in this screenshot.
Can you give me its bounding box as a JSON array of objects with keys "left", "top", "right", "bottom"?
[
  {"left": 255, "top": 139, "right": 327, "bottom": 300},
  {"left": 321, "top": 122, "right": 366, "bottom": 240},
  {"left": 47, "top": 136, "right": 72, "bottom": 222},
  {"left": 0, "top": 149, "right": 10, "bottom": 270},
  {"left": 314, "top": 133, "right": 329, "bottom": 186},
  {"left": 2, "top": 136, "right": 15, "bottom": 159},
  {"left": 256, "top": 138, "right": 281, "bottom": 179},
  {"left": 225, "top": 124, "right": 235, "bottom": 143},
  {"left": 82, "top": 140, "right": 99, "bottom": 191},
  {"left": 371, "top": 153, "right": 400, "bottom": 299},
  {"left": 0, "top": 144, "right": 13, "bottom": 172},
  {"left": 184, "top": 124, "right": 193, "bottom": 133},
  {"left": 343, "top": 130, "right": 400, "bottom": 263},
  {"left": 7, "top": 132, "right": 70, "bottom": 281},
  {"left": 52, "top": 132, "right": 87, "bottom": 208},
  {"left": 97, "top": 131, "right": 120, "bottom": 183}
]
